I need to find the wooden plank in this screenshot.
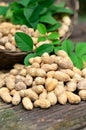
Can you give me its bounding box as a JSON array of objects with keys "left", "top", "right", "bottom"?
[{"left": 0, "top": 101, "right": 86, "bottom": 130}]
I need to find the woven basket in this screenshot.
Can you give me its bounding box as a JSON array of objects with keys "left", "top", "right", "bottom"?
[{"left": 0, "top": 0, "right": 79, "bottom": 69}]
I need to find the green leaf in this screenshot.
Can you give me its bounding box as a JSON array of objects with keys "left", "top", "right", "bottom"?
[
  {"left": 24, "top": 6, "right": 40, "bottom": 29},
  {"left": 54, "top": 46, "right": 61, "bottom": 54},
  {"left": 36, "top": 44, "right": 54, "bottom": 56},
  {"left": 0, "top": 6, "right": 9, "bottom": 16},
  {"left": 19, "top": 0, "right": 30, "bottom": 6},
  {"left": 40, "top": 13, "right": 57, "bottom": 25},
  {"left": 61, "top": 39, "right": 74, "bottom": 55},
  {"left": 38, "top": 0, "right": 56, "bottom": 8},
  {"left": 9, "top": 2, "right": 23, "bottom": 12},
  {"left": 55, "top": 2, "right": 65, "bottom": 8},
  {"left": 8, "top": 2, "right": 28, "bottom": 25},
  {"left": 15, "top": 32, "right": 33, "bottom": 52},
  {"left": 55, "top": 7, "right": 74, "bottom": 15},
  {"left": 37, "top": 24, "right": 47, "bottom": 34},
  {"left": 51, "top": 40, "right": 60, "bottom": 45},
  {"left": 48, "top": 32, "right": 60, "bottom": 40},
  {"left": 38, "top": 36, "right": 47, "bottom": 42},
  {"left": 48, "top": 2, "right": 65, "bottom": 13},
  {"left": 5, "top": 9, "right": 13, "bottom": 19},
  {"left": 30, "top": 6, "right": 40, "bottom": 22},
  {"left": 70, "top": 53, "right": 83, "bottom": 69},
  {"left": 47, "top": 22, "right": 61, "bottom": 32},
  {"left": 82, "top": 55, "right": 86, "bottom": 62},
  {"left": 11, "top": 9, "right": 29, "bottom": 25},
  {"left": 40, "top": 8, "right": 48, "bottom": 15},
  {"left": 75, "top": 42, "right": 86, "bottom": 56},
  {"left": 24, "top": 53, "right": 36, "bottom": 66}
]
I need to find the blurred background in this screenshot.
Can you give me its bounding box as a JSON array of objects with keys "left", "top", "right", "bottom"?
[
  {"left": 79, "top": 0, "right": 86, "bottom": 20},
  {"left": 1, "top": 0, "right": 86, "bottom": 19}
]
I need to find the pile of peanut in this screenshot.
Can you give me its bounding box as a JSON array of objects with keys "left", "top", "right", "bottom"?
[
  {"left": 0, "top": 17, "right": 71, "bottom": 52},
  {"left": 0, "top": 50, "right": 86, "bottom": 110}
]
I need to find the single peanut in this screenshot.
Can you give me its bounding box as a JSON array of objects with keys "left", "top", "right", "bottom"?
[
  {"left": 54, "top": 82, "right": 65, "bottom": 97},
  {"left": 12, "top": 92, "right": 21, "bottom": 105},
  {"left": 25, "top": 74, "right": 33, "bottom": 86},
  {"left": 57, "top": 50, "right": 69, "bottom": 58},
  {"left": 22, "top": 97, "right": 33, "bottom": 110},
  {"left": 60, "top": 69, "right": 74, "bottom": 77},
  {"left": 5, "top": 75, "right": 15, "bottom": 90},
  {"left": 19, "top": 69, "right": 27, "bottom": 76},
  {"left": 10, "top": 69, "right": 19, "bottom": 76},
  {"left": 47, "top": 71, "right": 55, "bottom": 78},
  {"left": 13, "top": 64, "right": 24, "bottom": 70},
  {"left": 58, "top": 92, "right": 67, "bottom": 105},
  {"left": 32, "top": 85, "right": 44, "bottom": 94},
  {"left": 28, "top": 68, "right": 46, "bottom": 77},
  {"left": 0, "top": 87, "right": 9, "bottom": 95},
  {"left": 66, "top": 91, "right": 81, "bottom": 104},
  {"left": 79, "top": 90, "right": 86, "bottom": 100},
  {"left": 47, "top": 91, "right": 57, "bottom": 105},
  {"left": 41, "top": 63, "right": 58, "bottom": 72},
  {"left": 55, "top": 56, "right": 73, "bottom": 69},
  {"left": 54, "top": 71, "right": 70, "bottom": 81},
  {"left": 77, "top": 79, "right": 86, "bottom": 90},
  {"left": 45, "top": 78, "right": 58, "bottom": 92},
  {"left": 24, "top": 88, "right": 38, "bottom": 101},
  {"left": 15, "top": 82, "right": 27, "bottom": 91},
  {"left": 19, "top": 90, "right": 26, "bottom": 98},
  {"left": 34, "top": 99, "right": 51, "bottom": 108},
  {"left": 31, "top": 62, "right": 40, "bottom": 68},
  {"left": 73, "top": 67, "right": 82, "bottom": 75},
  {"left": 66, "top": 79, "right": 77, "bottom": 92},
  {"left": 29, "top": 57, "right": 42, "bottom": 64},
  {"left": 34, "top": 77, "right": 45, "bottom": 85},
  {"left": 62, "top": 16, "right": 71, "bottom": 26},
  {"left": 15, "top": 75, "right": 25, "bottom": 83},
  {"left": 73, "top": 73, "right": 83, "bottom": 82},
  {"left": 0, "top": 92, "right": 12, "bottom": 103},
  {"left": 39, "top": 90, "right": 47, "bottom": 99}
]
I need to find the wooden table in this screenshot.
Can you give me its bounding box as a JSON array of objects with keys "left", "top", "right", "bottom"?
[{"left": 0, "top": 21, "right": 86, "bottom": 130}]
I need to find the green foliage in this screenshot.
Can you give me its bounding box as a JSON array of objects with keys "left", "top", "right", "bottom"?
[
  {"left": 35, "top": 44, "right": 54, "bottom": 56},
  {"left": 15, "top": 32, "right": 33, "bottom": 52},
  {"left": 60, "top": 40, "right": 86, "bottom": 69},
  {"left": 38, "top": 36, "right": 47, "bottom": 42},
  {"left": 54, "top": 46, "right": 61, "bottom": 54},
  {"left": 61, "top": 39, "right": 74, "bottom": 55},
  {"left": 37, "top": 23, "right": 60, "bottom": 43},
  {"left": 24, "top": 53, "right": 36, "bottom": 66},
  {"left": 18, "top": 0, "right": 30, "bottom": 7},
  {"left": 54, "top": 7, "right": 74, "bottom": 14},
  {"left": 15, "top": 24, "right": 86, "bottom": 69},
  {"left": 37, "top": 24, "right": 47, "bottom": 34},
  {"left": 0, "top": 6, "right": 9, "bottom": 15},
  {"left": 0, "top": 0, "right": 73, "bottom": 31},
  {"left": 39, "top": 13, "right": 57, "bottom": 25},
  {"left": 47, "top": 23, "right": 61, "bottom": 32},
  {"left": 70, "top": 54, "right": 83, "bottom": 69},
  {"left": 75, "top": 42, "right": 86, "bottom": 56},
  {"left": 48, "top": 32, "right": 59, "bottom": 40}
]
